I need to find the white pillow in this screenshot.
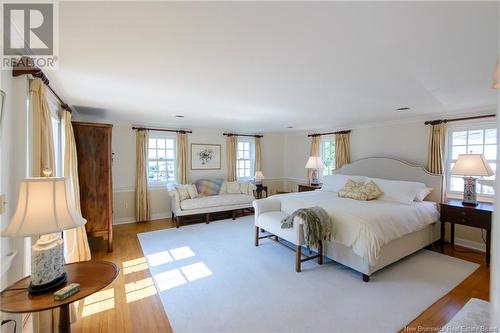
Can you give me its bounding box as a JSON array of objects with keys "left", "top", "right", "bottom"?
[
  {"left": 415, "top": 187, "right": 433, "bottom": 202},
  {"left": 226, "top": 181, "right": 241, "bottom": 194},
  {"left": 239, "top": 182, "right": 249, "bottom": 194},
  {"left": 368, "top": 177, "right": 427, "bottom": 205},
  {"left": 175, "top": 184, "right": 190, "bottom": 201},
  {"left": 187, "top": 184, "right": 198, "bottom": 199},
  {"left": 321, "top": 174, "right": 367, "bottom": 192}
]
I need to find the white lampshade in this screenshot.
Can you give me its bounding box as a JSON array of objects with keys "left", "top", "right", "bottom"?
[
  {"left": 254, "top": 171, "right": 265, "bottom": 181},
  {"left": 1, "top": 177, "right": 86, "bottom": 237},
  {"left": 305, "top": 156, "right": 325, "bottom": 169},
  {"left": 451, "top": 154, "right": 494, "bottom": 177}
]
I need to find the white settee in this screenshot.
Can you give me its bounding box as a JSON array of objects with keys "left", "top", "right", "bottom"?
[{"left": 168, "top": 181, "right": 256, "bottom": 228}]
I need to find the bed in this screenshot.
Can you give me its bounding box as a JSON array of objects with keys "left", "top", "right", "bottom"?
[{"left": 255, "top": 157, "right": 443, "bottom": 281}]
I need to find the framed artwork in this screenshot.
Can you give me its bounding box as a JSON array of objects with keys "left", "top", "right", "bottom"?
[
  {"left": 0, "top": 89, "right": 5, "bottom": 126},
  {"left": 191, "top": 143, "right": 221, "bottom": 170}
]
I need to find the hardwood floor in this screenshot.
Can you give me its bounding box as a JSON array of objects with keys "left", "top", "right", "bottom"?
[{"left": 71, "top": 218, "right": 489, "bottom": 333}]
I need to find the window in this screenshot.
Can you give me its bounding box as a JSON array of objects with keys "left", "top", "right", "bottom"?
[
  {"left": 321, "top": 137, "right": 335, "bottom": 176},
  {"left": 148, "top": 136, "right": 176, "bottom": 184},
  {"left": 446, "top": 126, "right": 497, "bottom": 197},
  {"left": 237, "top": 138, "right": 255, "bottom": 180}
]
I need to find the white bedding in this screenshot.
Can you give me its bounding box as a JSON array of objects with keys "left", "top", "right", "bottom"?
[{"left": 271, "top": 190, "right": 440, "bottom": 266}]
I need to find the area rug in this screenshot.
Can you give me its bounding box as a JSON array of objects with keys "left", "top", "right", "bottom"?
[{"left": 138, "top": 216, "right": 479, "bottom": 333}]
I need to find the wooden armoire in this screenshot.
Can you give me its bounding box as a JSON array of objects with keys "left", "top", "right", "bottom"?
[{"left": 73, "top": 122, "right": 113, "bottom": 252}]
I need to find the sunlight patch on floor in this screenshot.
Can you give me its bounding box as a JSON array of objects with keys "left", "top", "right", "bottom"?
[
  {"left": 169, "top": 246, "right": 195, "bottom": 261},
  {"left": 181, "top": 262, "right": 212, "bottom": 282},
  {"left": 147, "top": 251, "right": 174, "bottom": 267},
  {"left": 122, "top": 257, "right": 149, "bottom": 275},
  {"left": 154, "top": 268, "right": 187, "bottom": 291},
  {"left": 125, "top": 277, "right": 158, "bottom": 303},
  {"left": 82, "top": 288, "right": 115, "bottom": 317}
]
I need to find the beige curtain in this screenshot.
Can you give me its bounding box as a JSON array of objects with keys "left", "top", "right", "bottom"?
[
  {"left": 226, "top": 136, "right": 237, "bottom": 181},
  {"left": 254, "top": 137, "right": 262, "bottom": 174},
  {"left": 135, "top": 130, "right": 151, "bottom": 222},
  {"left": 335, "top": 132, "right": 351, "bottom": 169},
  {"left": 62, "top": 110, "right": 91, "bottom": 263},
  {"left": 176, "top": 132, "right": 188, "bottom": 184},
  {"left": 30, "top": 78, "right": 59, "bottom": 332},
  {"left": 30, "top": 79, "right": 55, "bottom": 176},
  {"left": 427, "top": 123, "right": 447, "bottom": 175},
  {"left": 307, "top": 136, "right": 321, "bottom": 183}
]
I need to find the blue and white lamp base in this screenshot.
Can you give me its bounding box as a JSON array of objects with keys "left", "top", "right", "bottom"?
[{"left": 462, "top": 176, "right": 478, "bottom": 206}]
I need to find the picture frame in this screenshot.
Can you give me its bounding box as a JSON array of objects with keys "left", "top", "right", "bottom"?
[
  {"left": 0, "top": 89, "right": 5, "bottom": 126},
  {"left": 191, "top": 143, "right": 221, "bottom": 170}
]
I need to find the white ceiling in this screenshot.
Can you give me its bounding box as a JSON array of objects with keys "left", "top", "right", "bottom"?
[{"left": 50, "top": 1, "right": 499, "bottom": 132}]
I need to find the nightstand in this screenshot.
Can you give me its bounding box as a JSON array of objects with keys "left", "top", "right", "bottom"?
[
  {"left": 440, "top": 199, "right": 493, "bottom": 266},
  {"left": 298, "top": 183, "right": 322, "bottom": 192},
  {"left": 255, "top": 185, "right": 268, "bottom": 199}
]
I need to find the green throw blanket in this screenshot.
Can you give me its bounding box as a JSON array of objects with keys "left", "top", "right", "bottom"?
[{"left": 281, "top": 206, "right": 332, "bottom": 248}]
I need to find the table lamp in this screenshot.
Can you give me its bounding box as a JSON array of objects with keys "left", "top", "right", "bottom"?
[
  {"left": 451, "top": 154, "right": 494, "bottom": 206},
  {"left": 1, "top": 177, "right": 86, "bottom": 294},
  {"left": 254, "top": 171, "right": 265, "bottom": 186},
  {"left": 305, "top": 156, "right": 325, "bottom": 186}
]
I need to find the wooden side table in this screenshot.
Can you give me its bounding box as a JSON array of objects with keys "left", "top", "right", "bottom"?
[
  {"left": 440, "top": 199, "right": 493, "bottom": 266},
  {"left": 255, "top": 185, "right": 268, "bottom": 199},
  {"left": 0, "top": 261, "right": 119, "bottom": 333},
  {"left": 298, "top": 183, "right": 322, "bottom": 192}
]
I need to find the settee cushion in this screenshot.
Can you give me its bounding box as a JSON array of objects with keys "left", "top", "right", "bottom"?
[
  {"left": 180, "top": 194, "right": 254, "bottom": 211},
  {"left": 194, "top": 179, "right": 224, "bottom": 196}
]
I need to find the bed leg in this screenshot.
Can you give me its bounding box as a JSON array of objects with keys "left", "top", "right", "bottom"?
[
  {"left": 318, "top": 240, "right": 323, "bottom": 265},
  {"left": 362, "top": 274, "right": 370, "bottom": 282},
  {"left": 255, "top": 226, "right": 259, "bottom": 246},
  {"left": 295, "top": 245, "right": 302, "bottom": 272}
]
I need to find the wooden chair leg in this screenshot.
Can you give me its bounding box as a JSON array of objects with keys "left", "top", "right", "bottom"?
[
  {"left": 255, "top": 226, "right": 259, "bottom": 246},
  {"left": 206, "top": 213, "right": 210, "bottom": 224},
  {"left": 362, "top": 274, "right": 370, "bottom": 282},
  {"left": 232, "top": 210, "right": 236, "bottom": 220},
  {"left": 175, "top": 216, "right": 180, "bottom": 228},
  {"left": 295, "top": 245, "right": 302, "bottom": 272},
  {"left": 318, "top": 240, "right": 323, "bottom": 265}
]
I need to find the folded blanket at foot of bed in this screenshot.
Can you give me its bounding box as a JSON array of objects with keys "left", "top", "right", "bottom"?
[{"left": 281, "top": 206, "right": 333, "bottom": 248}]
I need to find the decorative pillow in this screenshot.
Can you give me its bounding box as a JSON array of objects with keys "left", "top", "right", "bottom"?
[
  {"left": 338, "top": 179, "right": 369, "bottom": 200},
  {"left": 219, "top": 182, "right": 227, "bottom": 195},
  {"left": 187, "top": 184, "right": 198, "bottom": 199},
  {"left": 175, "top": 184, "right": 190, "bottom": 201},
  {"left": 415, "top": 187, "right": 433, "bottom": 202},
  {"left": 226, "top": 181, "right": 241, "bottom": 194},
  {"left": 362, "top": 180, "right": 384, "bottom": 200},
  {"left": 239, "top": 182, "right": 249, "bottom": 194},
  {"left": 322, "top": 174, "right": 367, "bottom": 192},
  {"left": 194, "top": 179, "right": 224, "bottom": 196}
]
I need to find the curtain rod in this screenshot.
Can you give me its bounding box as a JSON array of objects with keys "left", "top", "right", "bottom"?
[
  {"left": 424, "top": 114, "right": 496, "bottom": 125},
  {"left": 307, "top": 130, "right": 351, "bottom": 137},
  {"left": 132, "top": 126, "right": 192, "bottom": 134},
  {"left": 12, "top": 56, "right": 72, "bottom": 113},
  {"left": 223, "top": 133, "right": 263, "bottom": 138}
]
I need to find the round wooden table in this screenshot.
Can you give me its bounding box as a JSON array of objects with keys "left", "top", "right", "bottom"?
[{"left": 0, "top": 261, "right": 119, "bottom": 333}]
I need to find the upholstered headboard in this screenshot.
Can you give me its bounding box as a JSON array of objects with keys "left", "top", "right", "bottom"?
[{"left": 332, "top": 157, "right": 443, "bottom": 203}]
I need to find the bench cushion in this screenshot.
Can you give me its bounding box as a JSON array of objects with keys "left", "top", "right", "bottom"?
[
  {"left": 180, "top": 194, "right": 254, "bottom": 211},
  {"left": 256, "top": 211, "right": 304, "bottom": 245}
]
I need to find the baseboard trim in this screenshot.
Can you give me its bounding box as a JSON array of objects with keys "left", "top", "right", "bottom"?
[
  {"left": 454, "top": 237, "right": 486, "bottom": 253},
  {"left": 113, "top": 212, "right": 171, "bottom": 225}
]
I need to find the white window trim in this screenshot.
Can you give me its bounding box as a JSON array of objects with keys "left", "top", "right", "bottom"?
[
  {"left": 445, "top": 122, "right": 497, "bottom": 201},
  {"left": 236, "top": 137, "right": 255, "bottom": 181},
  {"left": 148, "top": 132, "right": 177, "bottom": 186}
]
